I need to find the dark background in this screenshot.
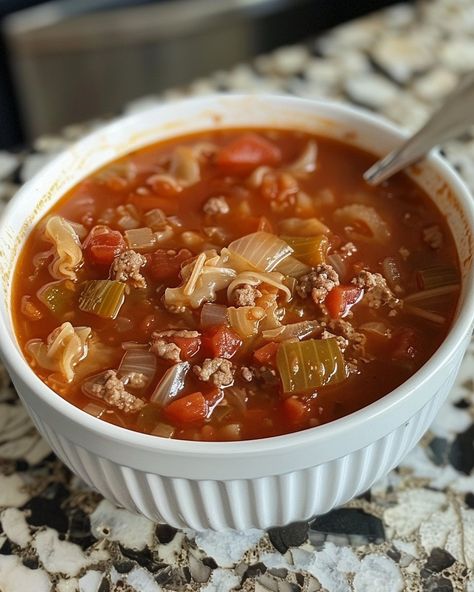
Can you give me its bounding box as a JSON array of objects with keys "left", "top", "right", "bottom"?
[{"left": 0, "top": 0, "right": 407, "bottom": 149}]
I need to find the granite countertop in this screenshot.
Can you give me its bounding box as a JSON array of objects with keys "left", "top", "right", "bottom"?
[{"left": 2, "top": 1, "right": 474, "bottom": 590}]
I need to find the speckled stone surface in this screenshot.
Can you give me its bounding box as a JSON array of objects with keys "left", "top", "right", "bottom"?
[{"left": 1, "top": 1, "right": 474, "bottom": 590}]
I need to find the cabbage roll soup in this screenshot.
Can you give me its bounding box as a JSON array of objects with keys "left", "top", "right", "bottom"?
[{"left": 12, "top": 130, "right": 460, "bottom": 441}]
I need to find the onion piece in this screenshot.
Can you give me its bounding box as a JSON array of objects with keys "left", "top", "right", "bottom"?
[
  {"left": 228, "top": 306, "right": 265, "bottom": 338},
  {"left": 262, "top": 320, "right": 319, "bottom": 342},
  {"left": 201, "top": 303, "right": 228, "bottom": 328},
  {"left": 150, "top": 362, "right": 190, "bottom": 406},
  {"left": 82, "top": 370, "right": 111, "bottom": 398},
  {"left": 124, "top": 227, "right": 156, "bottom": 252},
  {"left": 287, "top": 141, "right": 318, "bottom": 175},
  {"left": 276, "top": 338, "right": 347, "bottom": 394},
  {"left": 118, "top": 349, "right": 157, "bottom": 389},
  {"left": 327, "top": 253, "right": 347, "bottom": 279},
  {"left": 144, "top": 208, "right": 167, "bottom": 231},
  {"left": 227, "top": 231, "right": 293, "bottom": 272},
  {"left": 334, "top": 204, "right": 391, "bottom": 243}
]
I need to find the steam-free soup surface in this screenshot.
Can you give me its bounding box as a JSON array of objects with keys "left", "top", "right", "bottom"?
[{"left": 12, "top": 129, "right": 460, "bottom": 441}]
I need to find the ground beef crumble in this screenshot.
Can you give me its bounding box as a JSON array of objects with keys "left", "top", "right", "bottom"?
[
  {"left": 296, "top": 264, "right": 339, "bottom": 304},
  {"left": 327, "top": 319, "right": 367, "bottom": 358},
  {"left": 422, "top": 224, "right": 443, "bottom": 250},
  {"left": 352, "top": 270, "right": 400, "bottom": 310},
  {"left": 111, "top": 249, "right": 147, "bottom": 288},
  {"left": 233, "top": 283, "right": 263, "bottom": 307},
  {"left": 150, "top": 330, "right": 200, "bottom": 363},
  {"left": 193, "top": 358, "right": 234, "bottom": 387},
  {"left": 90, "top": 370, "right": 144, "bottom": 413},
  {"left": 203, "top": 196, "right": 230, "bottom": 215},
  {"left": 320, "top": 330, "right": 349, "bottom": 352}
]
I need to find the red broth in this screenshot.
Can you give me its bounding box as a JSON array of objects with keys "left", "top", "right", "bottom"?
[{"left": 12, "top": 129, "right": 460, "bottom": 441}]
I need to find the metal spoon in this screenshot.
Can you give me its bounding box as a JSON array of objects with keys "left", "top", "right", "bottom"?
[{"left": 364, "top": 71, "right": 474, "bottom": 186}]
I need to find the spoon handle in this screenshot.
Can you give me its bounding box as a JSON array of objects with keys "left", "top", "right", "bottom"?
[{"left": 364, "top": 71, "right": 474, "bottom": 185}]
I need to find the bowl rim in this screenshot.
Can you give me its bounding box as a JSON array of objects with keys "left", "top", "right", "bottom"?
[{"left": 1, "top": 94, "right": 474, "bottom": 458}]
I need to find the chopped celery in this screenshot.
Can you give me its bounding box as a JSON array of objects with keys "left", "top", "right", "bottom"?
[
  {"left": 281, "top": 235, "right": 329, "bottom": 266},
  {"left": 79, "top": 280, "right": 126, "bottom": 319},
  {"left": 404, "top": 285, "right": 459, "bottom": 312},
  {"left": 37, "top": 280, "right": 76, "bottom": 318},
  {"left": 276, "top": 338, "right": 347, "bottom": 394},
  {"left": 416, "top": 265, "right": 458, "bottom": 290}
]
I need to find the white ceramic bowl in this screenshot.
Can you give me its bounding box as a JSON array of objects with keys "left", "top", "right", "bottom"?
[{"left": 1, "top": 96, "right": 474, "bottom": 530}]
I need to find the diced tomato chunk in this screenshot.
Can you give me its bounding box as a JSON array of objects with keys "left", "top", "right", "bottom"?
[
  {"left": 325, "top": 285, "right": 363, "bottom": 319},
  {"left": 201, "top": 325, "right": 242, "bottom": 359},
  {"left": 216, "top": 133, "right": 281, "bottom": 174},
  {"left": 203, "top": 387, "right": 224, "bottom": 408},
  {"left": 282, "top": 397, "right": 309, "bottom": 425},
  {"left": 147, "top": 249, "right": 192, "bottom": 282},
  {"left": 164, "top": 392, "right": 208, "bottom": 424},
  {"left": 83, "top": 225, "right": 126, "bottom": 266},
  {"left": 253, "top": 342, "right": 279, "bottom": 366},
  {"left": 169, "top": 335, "right": 201, "bottom": 360}
]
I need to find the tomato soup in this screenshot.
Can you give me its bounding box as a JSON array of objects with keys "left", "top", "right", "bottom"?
[{"left": 12, "top": 130, "right": 460, "bottom": 441}]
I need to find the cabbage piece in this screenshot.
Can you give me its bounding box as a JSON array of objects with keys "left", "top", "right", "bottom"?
[
  {"left": 228, "top": 306, "right": 265, "bottom": 338},
  {"left": 43, "top": 215, "right": 83, "bottom": 281},
  {"left": 276, "top": 338, "right": 347, "bottom": 394},
  {"left": 227, "top": 231, "right": 293, "bottom": 272},
  {"left": 26, "top": 322, "right": 91, "bottom": 382},
  {"left": 334, "top": 204, "right": 391, "bottom": 243}
]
